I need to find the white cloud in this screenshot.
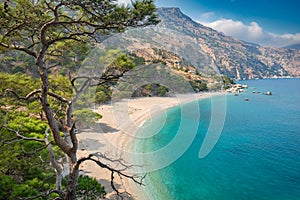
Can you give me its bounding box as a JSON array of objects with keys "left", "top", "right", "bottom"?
[
  {"left": 199, "top": 18, "right": 300, "bottom": 47},
  {"left": 200, "top": 12, "right": 215, "bottom": 20}
]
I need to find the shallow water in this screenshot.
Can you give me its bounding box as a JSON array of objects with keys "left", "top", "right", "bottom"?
[{"left": 136, "top": 79, "right": 300, "bottom": 200}]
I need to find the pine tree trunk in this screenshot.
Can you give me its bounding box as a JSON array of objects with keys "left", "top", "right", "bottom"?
[{"left": 64, "top": 154, "right": 79, "bottom": 200}]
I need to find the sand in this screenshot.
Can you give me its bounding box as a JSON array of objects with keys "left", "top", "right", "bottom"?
[{"left": 77, "top": 92, "right": 220, "bottom": 199}]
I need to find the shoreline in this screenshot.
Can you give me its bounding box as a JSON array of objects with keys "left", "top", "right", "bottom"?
[{"left": 77, "top": 92, "right": 224, "bottom": 199}]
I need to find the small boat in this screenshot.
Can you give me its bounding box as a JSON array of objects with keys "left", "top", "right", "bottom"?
[{"left": 244, "top": 98, "right": 249, "bottom": 101}]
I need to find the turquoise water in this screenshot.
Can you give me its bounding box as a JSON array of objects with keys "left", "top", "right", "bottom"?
[{"left": 137, "top": 79, "right": 300, "bottom": 200}]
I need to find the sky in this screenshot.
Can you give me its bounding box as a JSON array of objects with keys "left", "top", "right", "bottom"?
[{"left": 118, "top": 0, "right": 300, "bottom": 47}]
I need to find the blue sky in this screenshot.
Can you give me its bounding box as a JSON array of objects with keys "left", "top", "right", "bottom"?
[{"left": 119, "top": 0, "right": 300, "bottom": 47}]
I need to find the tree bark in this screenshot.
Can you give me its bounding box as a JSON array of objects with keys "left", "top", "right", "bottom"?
[
  {"left": 64, "top": 158, "right": 80, "bottom": 200},
  {"left": 45, "top": 129, "right": 63, "bottom": 192},
  {"left": 36, "top": 46, "right": 76, "bottom": 198}
]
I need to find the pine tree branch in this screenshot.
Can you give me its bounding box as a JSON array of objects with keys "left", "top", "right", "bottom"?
[
  {"left": 4, "top": 89, "right": 41, "bottom": 101},
  {"left": 45, "top": 128, "right": 64, "bottom": 194},
  {"left": 69, "top": 122, "right": 78, "bottom": 154},
  {"left": 0, "top": 42, "right": 37, "bottom": 58},
  {"left": 76, "top": 153, "right": 146, "bottom": 199},
  {"left": 4, "top": 89, "right": 70, "bottom": 103},
  {"left": 6, "top": 127, "right": 45, "bottom": 143}
]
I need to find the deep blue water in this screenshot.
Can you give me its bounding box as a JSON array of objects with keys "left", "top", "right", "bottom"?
[{"left": 137, "top": 79, "right": 300, "bottom": 200}]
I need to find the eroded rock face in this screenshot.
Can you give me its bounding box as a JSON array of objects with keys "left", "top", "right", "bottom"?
[{"left": 155, "top": 7, "right": 300, "bottom": 80}]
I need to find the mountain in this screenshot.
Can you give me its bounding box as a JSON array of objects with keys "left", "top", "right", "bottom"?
[
  {"left": 1, "top": 7, "right": 299, "bottom": 81},
  {"left": 283, "top": 44, "right": 300, "bottom": 50},
  {"left": 106, "top": 7, "right": 300, "bottom": 80},
  {"left": 155, "top": 7, "right": 300, "bottom": 80}
]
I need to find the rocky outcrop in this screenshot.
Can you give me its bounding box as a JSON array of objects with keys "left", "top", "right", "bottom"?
[{"left": 154, "top": 7, "right": 300, "bottom": 80}]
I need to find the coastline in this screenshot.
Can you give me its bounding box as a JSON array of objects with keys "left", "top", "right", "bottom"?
[{"left": 77, "top": 92, "right": 224, "bottom": 199}]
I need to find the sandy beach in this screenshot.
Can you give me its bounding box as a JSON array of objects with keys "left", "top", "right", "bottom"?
[{"left": 77, "top": 92, "right": 220, "bottom": 199}]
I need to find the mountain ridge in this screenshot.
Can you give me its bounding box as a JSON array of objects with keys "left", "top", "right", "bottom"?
[
  {"left": 283, "top": 43, "right": 300, "bottom": 50},
  {"left": 154, "top": 7, "right": 300, "bottom": 80}
]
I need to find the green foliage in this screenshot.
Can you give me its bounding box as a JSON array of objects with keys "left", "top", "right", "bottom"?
[
  {"left": 61, "top": 175, "right": 106, "bottom": 200},
  {"left": 132, "top": 83, "right": 170, "bottom": 97},
  {"left": 0, "top": 174, "right": 44, "bottom": 200},
  {"left": 95, "top": 90, "right": 110, "bottom": 104},
  {"left": 223, "top": 76, "right": 234, "bottom": 85},
  {"left": 189, "top": 80, "right": 208, "bottom": 92},
  {"left": 0, "top": 51, "right": 37, "bottom": 74},
  {"left": 0, "top": 72, "right": 40, "bottom": 100},
  {"left": 0, "top": 114, "right": 57, "bottom": 200},
  {"left": 0, "top": 175, "right": 14, "bottom": 200},
  {"left": 48, "top": 41, "right": 91, "bottom": 75},
  {"left": 1, "top": 0, "right": 158, "bottom": 198},
  {"left": 129, "top": 53, "right": 146, "bottom": 65},
  {"left": 209, "top": 75, "right": 234, "bottom": 90},
  {"left": 49, "top": 75, "right": 73, "bottom": 99},
  {"left": 157, "top": 85, "right": 169, "bottom": 96},
  {"left": 114, "top": 91, "right": 134, "bottom": 99},
  {"left": 0, "top": 72, "right": 74, "bottom": 120},
  {"left": 73, "top": 108, "right": 102, "bottom": 127},
  {"left": 199, "top": 83, "right": 208, "bottom": 91},
  {"left": 78, "top": 50, "right": 148, "bottom": 104},
  {"left": 0, "top": 0, "right": 158, "bottom": 73},
  {"left": 223, "top": 76, "right": 234, "bottom": 89},
  {"left": 152, "top": 59, "right": 167, "bottom": 65},
  {"left": 10, "top": 184, "right": 39, "bottom": 200},
  {"left": 76, "top": 175, "right": 106, "bottom": 200},
  {"left": 0, "top": 73, "right": 64, "bottom": 200},
  {"left": 101, "top": 49, "right": 136, "bottom": 75}
]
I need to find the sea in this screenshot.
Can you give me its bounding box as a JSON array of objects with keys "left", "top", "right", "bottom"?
[{"left": 135, "top": 78, "right": 300, "bottom": 200}]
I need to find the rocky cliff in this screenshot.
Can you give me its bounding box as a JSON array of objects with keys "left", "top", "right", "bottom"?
[{"left": 155, "top": 7, "right": 300, "bottom": 80}]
